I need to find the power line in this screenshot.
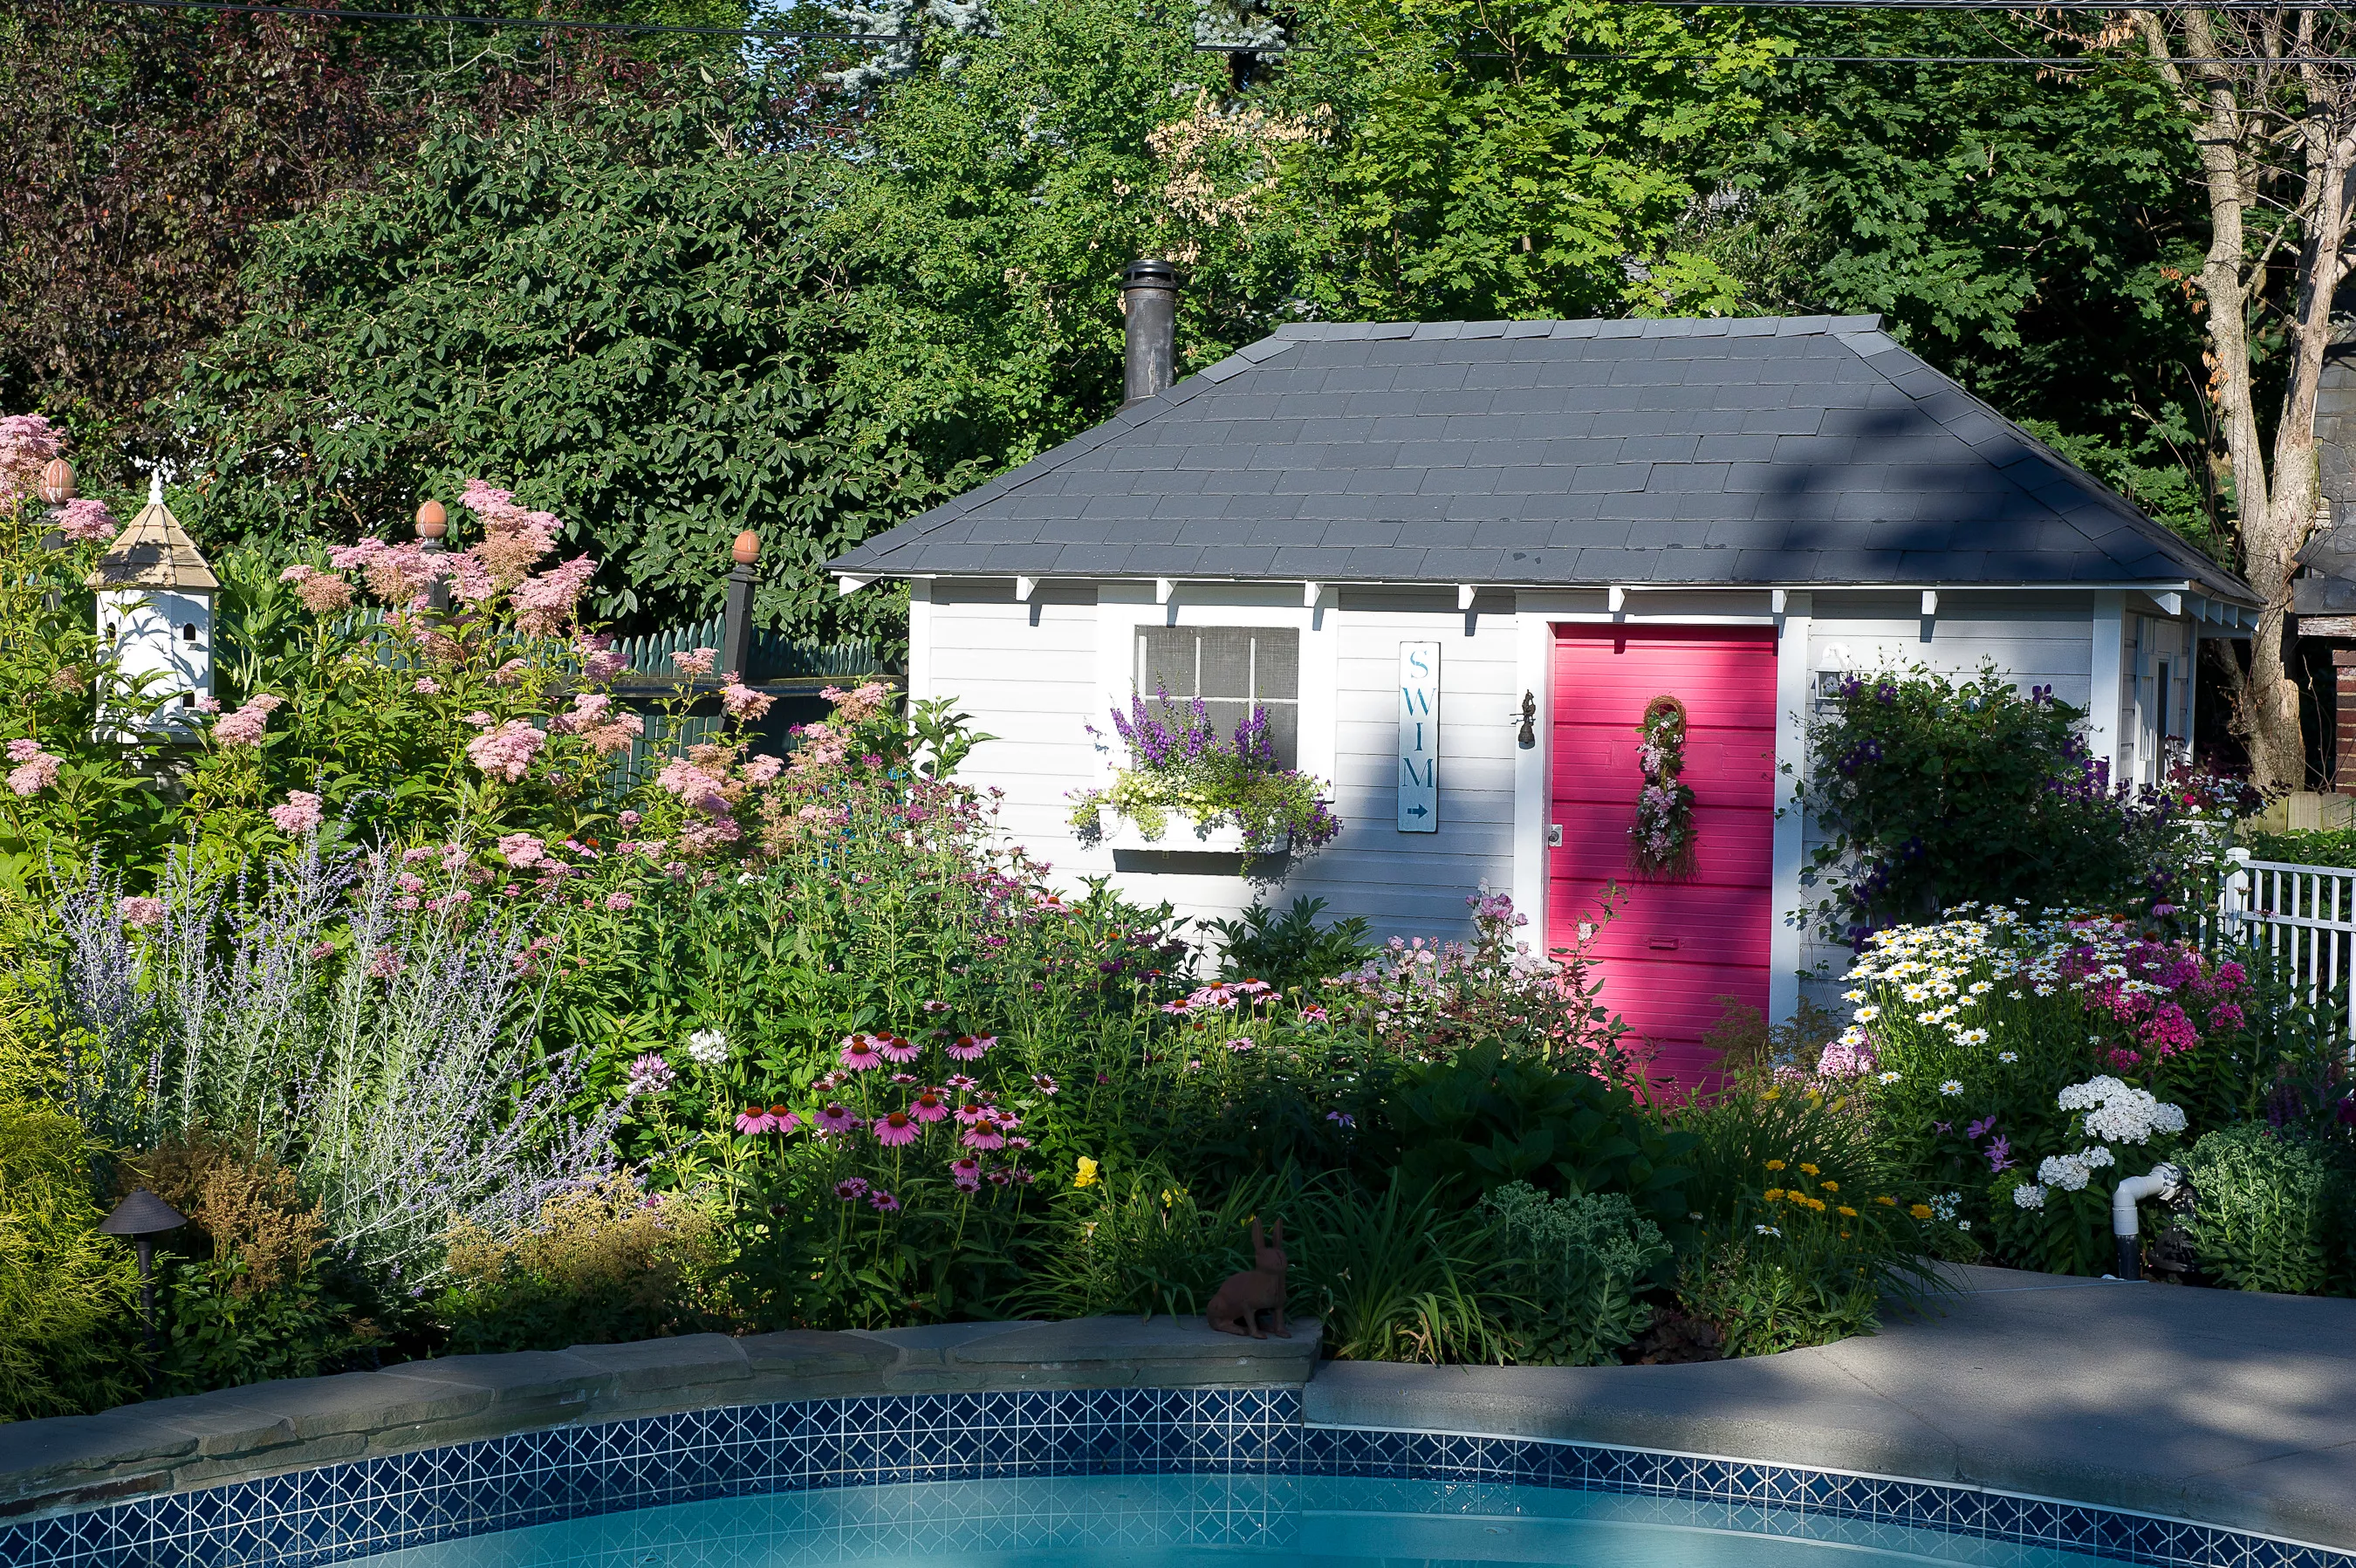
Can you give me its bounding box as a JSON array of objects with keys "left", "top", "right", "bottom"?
[
  {"left": 87, "top": 0, "right": 901, "bottom": 41},
  {"left": 76, "top": 0, "right": 2356, "bottom": 66}
]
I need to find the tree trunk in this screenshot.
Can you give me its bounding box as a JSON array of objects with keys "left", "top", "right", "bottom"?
[{"left": 2133, "top": 10, "right": 2356, "bottom": 791}]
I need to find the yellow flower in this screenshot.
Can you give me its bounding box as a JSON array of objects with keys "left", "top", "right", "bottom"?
[
  {"left": 1762, "top": 1089, "right": 1781, "bottom": 1101},
  {"left": 1764, "top": 1188, "right": 1785, "bottom": 1201},
  {"left": 1798, "top": 1163, "right": 1820, "bottom": 1176},
  {"left": 1828, "top": 1096, "right": 1848, "bottom": 1113},
  {"left": 1908, "top": 1203, "right": 1934, "bottom": 1220},
  {"left": 1839, "top": 1229, "right": 1853, "bottom": 1240},
  {"left": 1876, "top": 1195, "right": 1897, "bottom": 1208},
  {"left": 1838, "top": 1206, "right": 1858, "bottom": 1217},
  {"left": 1805, "top": 1197, "right": 1827, "bottom": 1212},
  {"left": 1819, "top": 1180, "right": 1839, "bottom": 1193},
  {"left": 1074, "top": 1156, "right": 1100, "bottom": 1188},
  {"left": 1764, "top": 1160, "right": 1786, "bottom": 1171}
]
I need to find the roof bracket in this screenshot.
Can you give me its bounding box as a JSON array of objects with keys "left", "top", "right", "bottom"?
[
  {"left": 1305, "top": 581, "right": 1325, "bottom": 608},
  {"left": 1016, "top": 576, "right": 1040, "bottom": 602},
  {"left": 1457, "top": 584, "right": 1478, "bottom": 611},
  {"left": 1607, "top": 585, "right": 1627, "bottom": 613},
  {"left": 1921, "top": 590, "right": 1938, "bottom": 617},
  {"left": 1770, "top": 588, "right": 1788, "bottom": 616},
  {"left": 2149, "top": 591, "right": 2184, "bottom": 617},
  {"left": 837, "top": 574, "right": 873, "bottom": 599},
  {"left": 1156, "top": 578, "right": 1176, "bottom": 605}
]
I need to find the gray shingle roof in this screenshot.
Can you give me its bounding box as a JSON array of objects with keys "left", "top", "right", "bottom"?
[{"left": 831, "top": 316, "right": 2253, "bottom": 601}]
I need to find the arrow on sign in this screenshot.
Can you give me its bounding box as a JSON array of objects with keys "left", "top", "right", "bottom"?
[{"left": 1407, "top": 805, "right": 1429, "bottom": 818}]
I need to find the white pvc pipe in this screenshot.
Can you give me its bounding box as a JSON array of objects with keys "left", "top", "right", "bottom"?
[{"left": 2111, "top": 1164, "right": 2181, "bottom": 1279}]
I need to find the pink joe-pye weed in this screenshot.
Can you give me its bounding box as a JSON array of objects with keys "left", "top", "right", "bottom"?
[
  {"left": 0, "top": 413, "right": 65, "bottom": 499},
  {"left": 720, "top": 676, "right": 774, "bottom": 722},
  {"left": 211, "top": 694, "right": 284, "bottom": 748},
  {"left": 671, "top": 647, "right": 719, "bottom": 678},
  {"left": 6, "top": 736, "right": 61, "bottom": 797},
  {"left": 118, "top": 895, "right": 167, "bottom": 928},
  {"left": 53, "top": 497, "right": 116, "bottom": 542},
  {"left": 267, "top": 791, "right": 325, "bottom": 834},
  {"left": 465, "top": 720, "right": 545, "bottom": 783}
]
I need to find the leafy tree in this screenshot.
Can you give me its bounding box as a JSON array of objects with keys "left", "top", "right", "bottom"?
[
  {"left": 2125, "top": 12, "right": 2356, "bottom": 789},
  {"left": 1693, "top": 13, "right": 2217, "bottom": 549},
  {"left": 173, "top": 77, "right": 942, "bottom": 640}
]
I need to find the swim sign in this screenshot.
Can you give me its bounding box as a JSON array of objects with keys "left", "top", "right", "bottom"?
[{"left": 1398, "top": 641, "right": 1439, "bottom": 832}]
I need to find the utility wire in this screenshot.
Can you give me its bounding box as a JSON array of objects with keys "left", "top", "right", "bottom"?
[
  {"left": 78, "top": 0, "right": 2356, "bottom": 65},
  {"left": 90, "top": 0, "right": 901, "bottom": 41}
]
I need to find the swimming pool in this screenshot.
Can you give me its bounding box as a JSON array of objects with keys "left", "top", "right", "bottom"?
[
  {"left": 8, "top": 1387, "right": 2346, "bottom": 1568},
  {"left": 346, "top": 1473, "right": 2114, "bottom": 1568}
]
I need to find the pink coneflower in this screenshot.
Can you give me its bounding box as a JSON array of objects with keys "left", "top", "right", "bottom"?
[
  {"left": 890, "top": 1072, "right": 921, "bottom": 1085},
  {"left": 874, "top": 1109, "right": 921, "bottom": 1147},
  {"left": 920, "top": 999, "right": 949, "bottom": 1016},
  {"left": 834, "top": 1177, "right": 869, "bottom": 1200},
  {"left": 812, "top": 1071, "right": 846, "bottom": 1092},
  {"left": 950, "top": 1157, "right": 982, "bottom": 1193},
  {"left": 1325, "top": 1110, "right": 1356, "bottom": 1129},
  {"left": 1031, "top": 1073, "right": 1058, "bottom": 1097},
  {"left": 987, "top": 1168, "right": 1011, "bottom": 1187},
  {"left": 839, "top": 1034, "right": 884, "bottom": 1072},
  {"left": 910, "top": 1090, "right": 949, "bottom": 1123},
  {"left": 868, "top": 1189, "right": 901, "bottom": 1213},
  {"left": 962, "top": 1115, "right": 1007, "bottom": 1151},
  {"left": 1298, "top": 1003, "right": 1330, "bottom": 1024},
  {"left": 1236, "top": 978, "right": 1275, "bottom": 997},
  {"left": 953, "top": 1100, "right": 994, "bottom": 1126},
  {"left": 1010, "top": 1167, "right": 1036, "bottom": 1185},
  {"left": 817, "top": 1102, "right": 860, "bottom": 1135},
  {"left": 1159, "top": 998, "right": 1192, "bottom": 1017},
  {"left": 736, "top": 1106, "right": 777, "bottom": 1134},
  {"left": 947, "top": 1033, "right": 995, "bottom": 1061},
  {"left": 1007, "top": 1136, "right": 1034, "bottom": 1151},
  {"left": 771, "top": 1106, "right": 803, "bottom": 1134},
  {"left": 945, "top": 1073, "right": 980, "bottom": 1092},
  {"left": 877, "top": 1032, "right": 921, "bottom": 1065},
  {"left": 1225, "top": 1037, "right": 1256, "bottom": 1053}
]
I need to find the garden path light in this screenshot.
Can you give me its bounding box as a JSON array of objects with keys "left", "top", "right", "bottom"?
[{"left": 99, "top": 1186, "right": 188, "bottom": 1387}]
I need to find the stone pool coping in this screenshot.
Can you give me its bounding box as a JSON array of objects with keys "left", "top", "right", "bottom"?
[
  {"left": 1307, "top": 1263, "right": 2356, "bottom": 1552},
  {"left": 0, "top": 1314, "right": 1322, "bottom": 1519},
  {"left": 4, "top": 1263, "right": 2353, "bottom": 1562}
]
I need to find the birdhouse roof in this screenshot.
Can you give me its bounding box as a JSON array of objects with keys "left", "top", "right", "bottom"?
[{"left": 86, "top": 493, "right": 219, "bottom": 592}]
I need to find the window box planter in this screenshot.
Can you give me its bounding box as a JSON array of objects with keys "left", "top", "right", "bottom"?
[{"left": 1105, "top": 812, "right": 1290, "bottom": 856}]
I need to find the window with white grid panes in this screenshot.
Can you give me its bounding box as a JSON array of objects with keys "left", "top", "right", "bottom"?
[{"left": 1133, "top": 626, "right": 1300, "bottom": 769}]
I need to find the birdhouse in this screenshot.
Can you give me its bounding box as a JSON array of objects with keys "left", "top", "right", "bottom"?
[{"left": 86, "top": 474, "right": 220, "bottom": 740}]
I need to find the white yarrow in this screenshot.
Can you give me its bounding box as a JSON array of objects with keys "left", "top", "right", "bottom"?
[{"left": 2012, "top": 1183, "right": 2048, "bottom": 1209}]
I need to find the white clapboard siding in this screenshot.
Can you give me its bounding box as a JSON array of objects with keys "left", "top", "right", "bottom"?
[{"left": 924, "top": 585, "right": 1100, "bottom": 858}]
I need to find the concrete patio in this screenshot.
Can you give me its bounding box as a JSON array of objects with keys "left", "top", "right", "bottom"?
[{"left": 1307, "top": 1263, "right": 2356, "bottom": 1551}]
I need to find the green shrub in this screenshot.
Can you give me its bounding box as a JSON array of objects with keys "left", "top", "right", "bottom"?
[
  {"left": 1676, "top": 1233, "right": 1884, "bottom": 1359},
  {"left": 2245, "top": 830, "right": 2356, "bottom": 870},
  {"left": 1791, "top": 664, "right": 2226, "bottom": 935},
  {"left": 1378, "top": 1042, "right": 1696, "bottom": 1236},
  {"left": 1287, "top": 1174, "right": 1514, "bottom": 1365},
  {"left": 1478, "top": 1181, "right": 1668, "bottom": 1366},
  {"left": 0, "top": 1099, "right": 139, "bottom": 1419},
  {"left": 435, "top": 1174, "right": 731, "bottom": 1352},
  {"left": 122, "top": 1133, "right": 393, "bottom": 1394},
  {"left": 1204, "top": 898, "right": 1374, "bottom": 997},
  {"left": 1007, "top": 1162, "right": 1284, "bottom": 1323},
  {"left": 2181, "top": 1124, "right": 2340, "bottom": 1295}
]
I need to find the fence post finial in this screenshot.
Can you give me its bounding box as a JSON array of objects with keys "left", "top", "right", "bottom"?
[{"left": 721, "top": 533, "right": 760, "bottom": 681}]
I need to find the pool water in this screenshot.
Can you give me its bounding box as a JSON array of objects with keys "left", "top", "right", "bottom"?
[{"left": 349, "top": 1473, "right": 2115, "bottom": 1568}]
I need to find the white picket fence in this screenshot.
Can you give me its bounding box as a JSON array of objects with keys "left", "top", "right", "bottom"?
[{"left": 2216, "top": 850, "right": 2356, "bottom": 1042}]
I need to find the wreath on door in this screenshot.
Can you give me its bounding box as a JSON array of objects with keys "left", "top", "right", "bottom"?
[{"left": 1630, "top": 695, "right": 1698, "bottom": 880}]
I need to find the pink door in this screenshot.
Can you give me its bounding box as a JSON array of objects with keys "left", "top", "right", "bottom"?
[{"left": 1548, "top": 626, "right": 1778, "bottom": 1089}]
